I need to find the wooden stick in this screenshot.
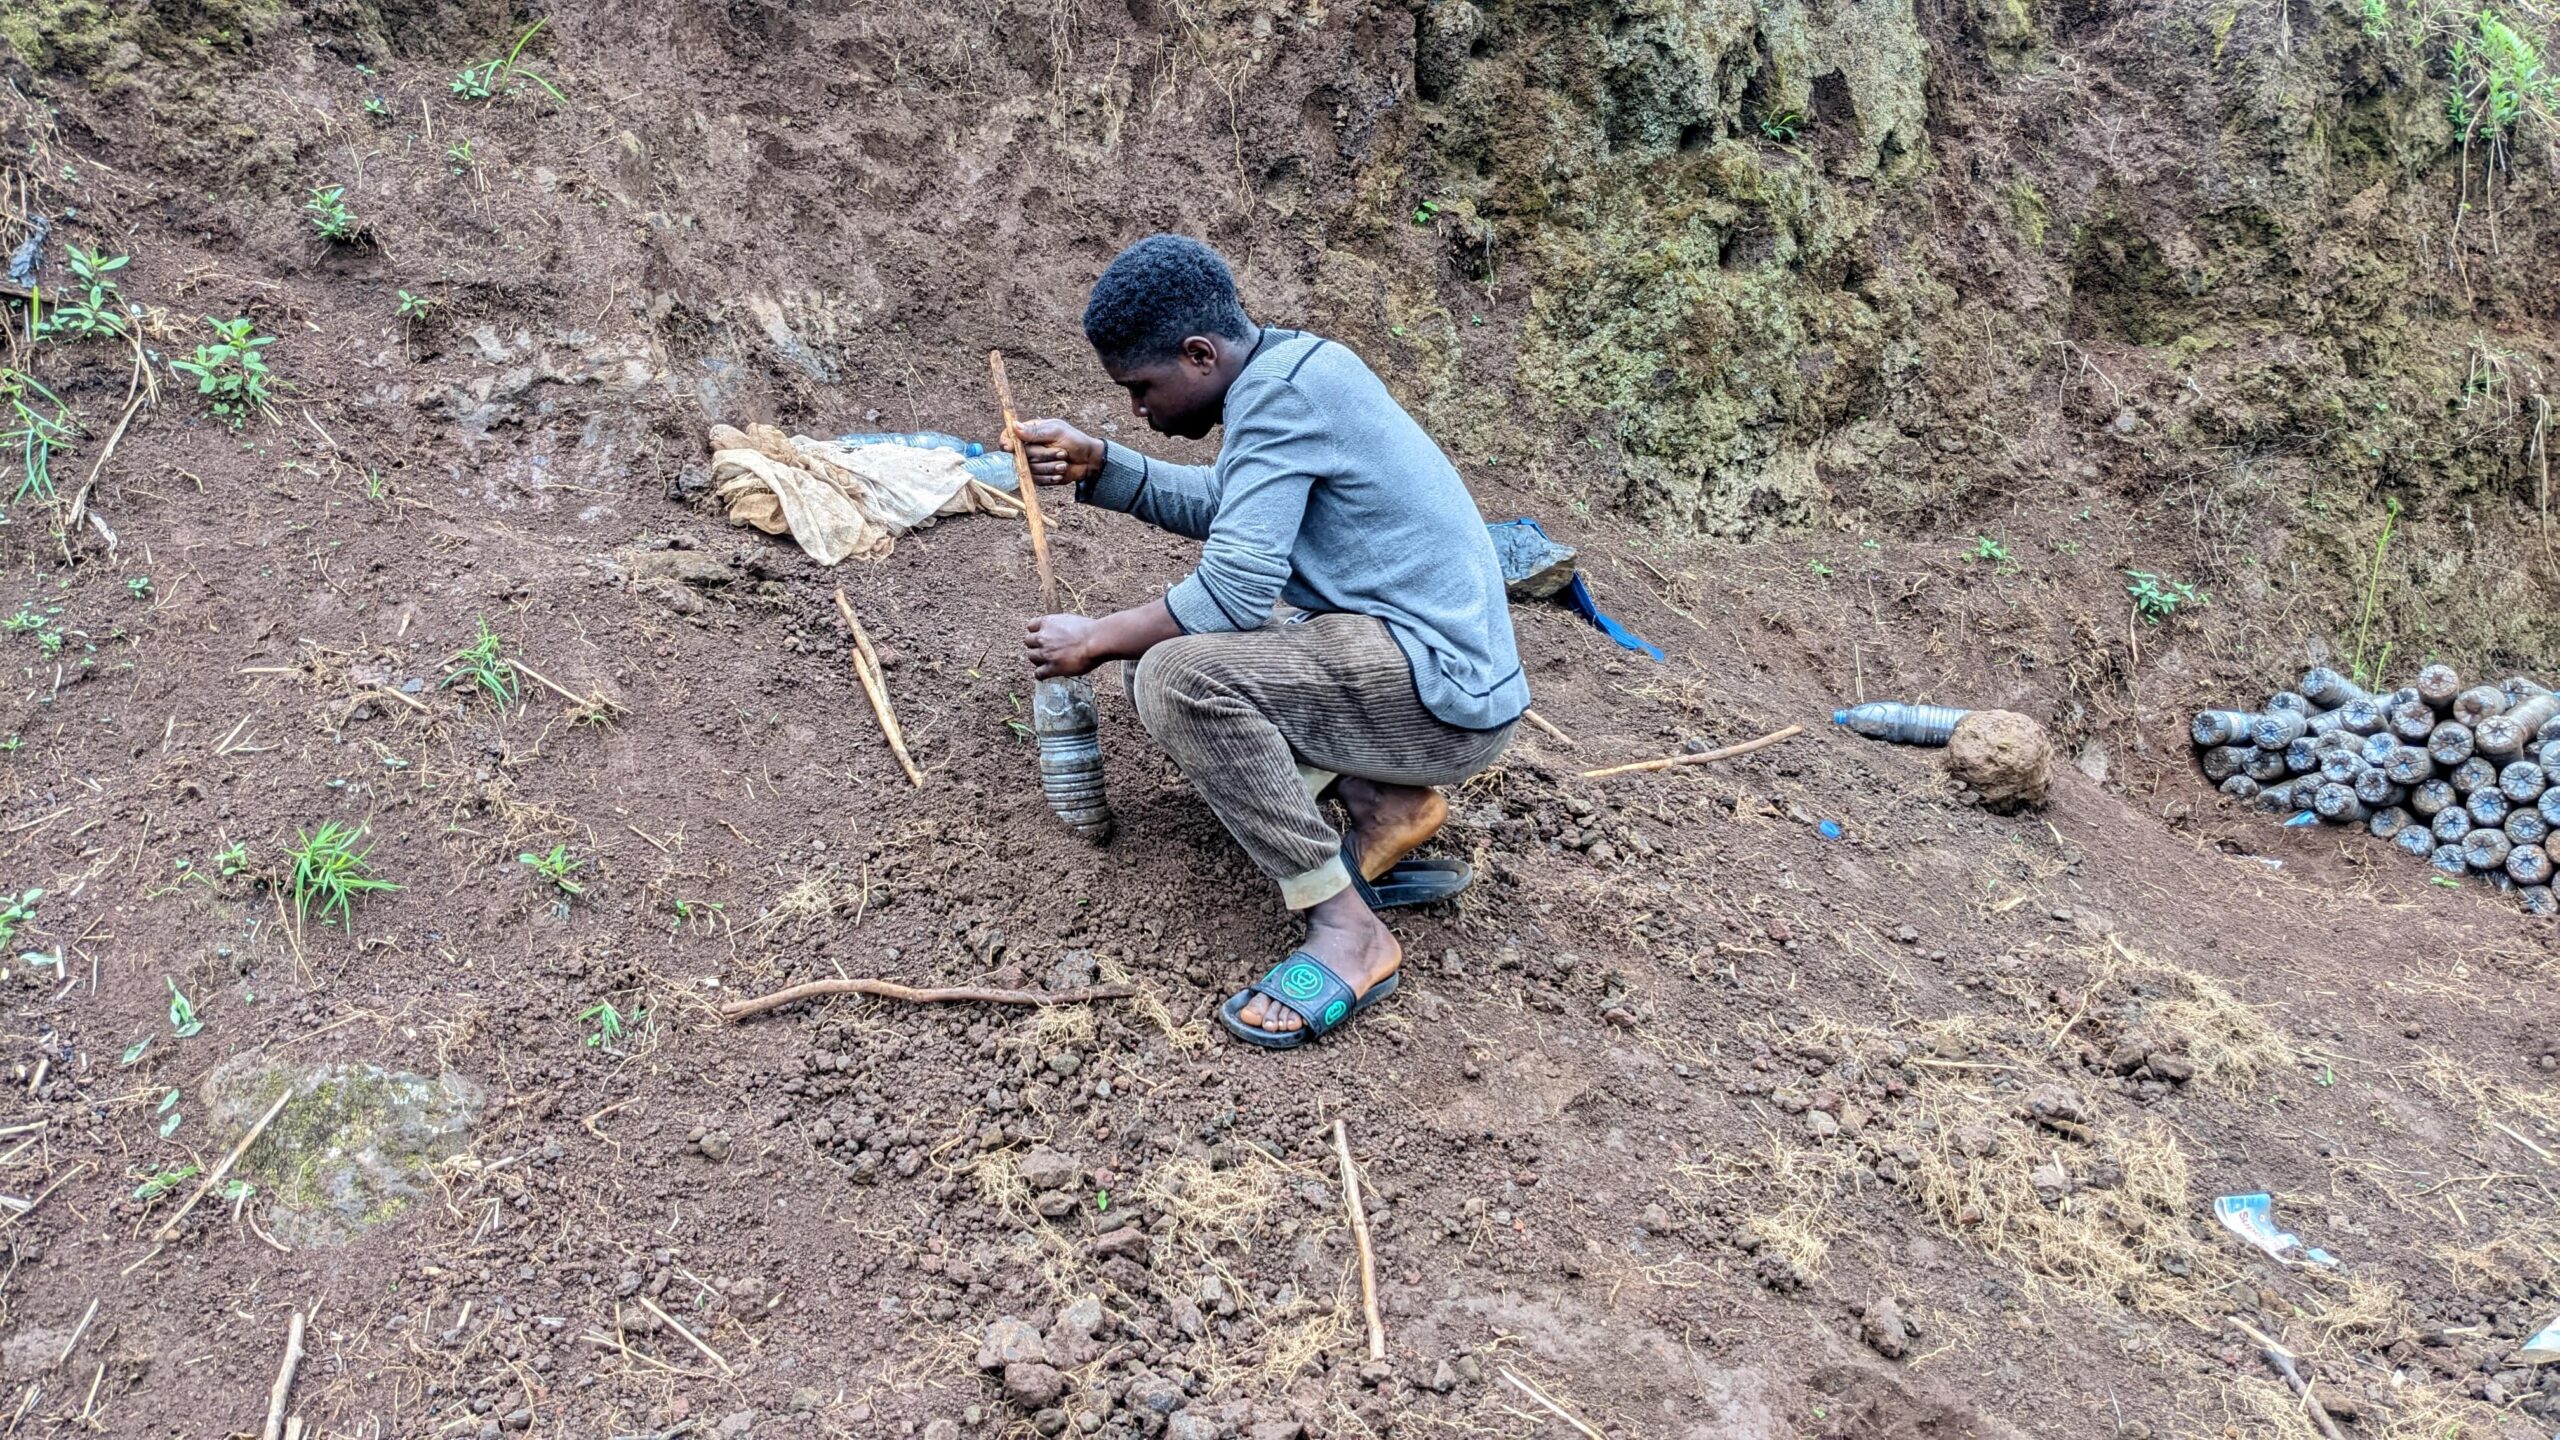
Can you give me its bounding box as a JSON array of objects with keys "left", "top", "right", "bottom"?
[
  {"left": 636, "top": 1295, "right": 733, "bottom": 1376},
  {"left": 721, "top": 977, "right": 1135, "bottom": 1023},
  {"left": 831, "top": 589, "right": 924, "bottom": 788},
  {"left": 2229, "top": 1317, "right": 2347, "bottom": 1440},
  {"left": 1499, "top": 1369, "right": 1605, "bottom": 1440},
  {"left": 1580, "top": 723, "right": 1805, "bottom": 779},
  {"left": 988, "top": 350, "right": 1056, "bottom": 613},
  {"left": 154, "top": 1089, "right": 292, "bottom": 1242},
  {"left": 0, "top": 1161, "right": 90, "bottom": 1230},
  {"left": 1521, "top": 707, "right": 1575, "bottom": 747},
  {"left": 54, "top": 1299, "right": 98, "bottom": 1367},
  {"left": 261, "top": 1311, "right": 306, "bottom": 1440},
  {"left": 1333, "top": 1119, "right": 1385, "bottom": 1361}
]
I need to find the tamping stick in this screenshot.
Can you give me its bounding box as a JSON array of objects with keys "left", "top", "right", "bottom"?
[{"left": 989, "top": 351, "right": 1058, "bottom": 613}]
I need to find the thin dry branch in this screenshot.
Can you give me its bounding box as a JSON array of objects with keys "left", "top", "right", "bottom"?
[
  {"left": 720, "top": 977, "right": 1135, "bottom": 1023},
  {"left": 1581, "top": 723, "right": 1805, "bottom": 779},
  {"left": 154, "top": 1088, "right": 292, "bottom": 1242},
  {"left": 1333, "top": 1118, "right": 1385, "bottom": 1361}
]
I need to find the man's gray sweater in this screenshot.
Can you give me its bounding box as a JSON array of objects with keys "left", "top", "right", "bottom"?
[{"left": 1078, "top": 329, "right": 1529, "bottom": 732}]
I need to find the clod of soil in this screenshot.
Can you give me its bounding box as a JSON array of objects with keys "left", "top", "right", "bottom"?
[{"left": 1943, "top": 709, "right": 2056, "bottom": 812}]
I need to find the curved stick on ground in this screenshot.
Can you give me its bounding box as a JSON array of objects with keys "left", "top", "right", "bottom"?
[
  {"left": 261, "top": 1310, "right": 305, "bottom": 1440},
  {"left": 153, "top": 1088, "right": 292, "bottom": 1242},
  {"left": 1520, "top": 707, "right": 1575, "bottom": 747},
  {"left": 833, "top": 589, "right": 924, "bottom": 788},
  {"left": 1333, "top": 1118, "right": 1386, "bottom": 1361},
  {"left": 720, "top": 977, "right": 1136, "bottom": 1023},
  {"left": 1581, "top": 723, "right": 1806, "bottom": 779},
  {"left": 2228, "top": 1317, "right": 2346, "bottom": 1440}
]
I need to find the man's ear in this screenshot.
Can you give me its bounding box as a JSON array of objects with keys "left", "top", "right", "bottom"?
[{"left": 1179, "top": 335, "right": 1222, "bottom": 372}]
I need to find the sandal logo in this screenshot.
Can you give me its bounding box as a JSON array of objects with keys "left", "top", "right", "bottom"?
[
  {"left": 1280, "top": 963, "right": 1325, "bottom": 1000},
  {"left": 1322, "top": 999, "right": 1348, "bottom": 1027}
]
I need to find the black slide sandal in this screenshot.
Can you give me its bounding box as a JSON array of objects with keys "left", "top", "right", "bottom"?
[
  {"left": 1219, "top": 950, "right": 1401, "bottom": 1049},
  {"left": 1342, "top": 839, "right": 1473, "bottom": 910}
]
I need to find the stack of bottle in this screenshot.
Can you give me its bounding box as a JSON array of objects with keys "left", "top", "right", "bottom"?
[{"left": 2193, "top": 665, "right": 2560, "bottom": 915}]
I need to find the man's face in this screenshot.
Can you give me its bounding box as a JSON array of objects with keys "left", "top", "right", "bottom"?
[{"left": 1104, "top": 337, "right": 1228, "bottom": 440}]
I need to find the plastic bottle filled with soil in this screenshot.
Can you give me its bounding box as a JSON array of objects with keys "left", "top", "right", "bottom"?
[
  {"left": 2506, "top": 809, "right": 2550, "bottom": 847},
  {"left": 2284, "top": 737, "right": 2322, "bottom": 774},
  {"left": 2191, "top": 709, "right": 2258, "bottom": 748},
  {"left": 2219, "top": 775, "right": 2261, "bottom": 800},
  {"left": 2430, "top": 843, "right": 2472, "bottom": 877},
  {"left": 2542, "top": 788, "right": 2560, "bottom": 826},
  {"left": 1838, "top": 702, "right": 1968, "bottom": 746},
  {"left": 2432, "top": 724, "right": 2480, "bottom": 767},
  {"left": 2382, "top": 746, "right": 2435, "bottom": 785},
  {"left": 2393, "top": 825, "right": 2438, "bottom": 859},
  {"left": 2463, "top": 827, "right": 2514, "bottom": 872},
  {"left": 2500, "top": 761, "right": 2548, "bottom": 804},
  {"left": 2245, "top": 749, "right": 2291, "bottom": 783},
  {"left": 2249, "top": 710, "right": 2307, "bottom": 749},
  {"left": 2521, "top": 885, "right": 2558, "bottom": 915},
  {"left": 2313, "top": 783, "right": 2371, "bottom": 823},
  {"left": 2415, "top": 663, "right": 2463, "bottom": 711},
  {"left": 2453, "top": 685, "right": 2511, "bottom": 726},
  {"left": 1031, "top": 676, "right": 1113, "bottom": 843},
  {"left": 2511, "top": 843, "right": 2556, "bottom": 886},
  {"left": 2409, "top": 779, "right": 2457, "bottom": 816},
  {"left": 2388, "top": 699, "right": 2439, "bottom": 741},
  {"left": 2467, "top": 788, "right": 2511, "bottom": 828},
  {"left": 2431, "top": 807, "right": 2474, "bottom": 843},
  {"left": 2300, "top": 667, "right": 2372, "bottom": 708},
  {"left": 2352, "top": 769, "right": 2403, "bottom": 807},
  {"left": 2368, "top": 806, "right": 2414, "bottom": 841}
]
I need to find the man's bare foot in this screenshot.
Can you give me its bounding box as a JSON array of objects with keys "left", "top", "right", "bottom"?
[
  {"left": 1234, "top": 887, "right": 1402, "bottom": 1037},
  {"left": 1337, "top": 778, "right": 1447, "bottom": 879}
]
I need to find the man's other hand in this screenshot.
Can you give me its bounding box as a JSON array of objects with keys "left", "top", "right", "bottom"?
[
  {"left": 1009, "top": 419, "right": 1104, "bottom": 488},
  {"left": 1026, "top": 613, "right": 1103, "bottom": 679}
]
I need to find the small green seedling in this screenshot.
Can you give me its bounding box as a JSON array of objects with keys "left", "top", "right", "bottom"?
[
  {"left": 397, "top": 290, "right": 435, "bottom": 322},
  {"left": 35, "top": 246, "right": 130, "bottom": 343},
  {"left": 0, "top": 889, "right": 39, "bottom": 947},
  {"left": 168, "top": 317, "right": 276, "bottom": 429},
  {"left": 1970, "top": 536, "right": 2010, "bottom": 563},
  {"left": 133, "top": 1162, "right": 201, "bottom": 1202},
  {"left": 1412, "top": 199, "right": 1439, "bottom": 225},
  {"left": 442, "top": 619, "right": 516, "bottom": 705},
  {"left": 363, "top": 95, "right": 391, "bottom": 118},
  {"left": 1, "top": 367, "right": 75, "bottom": 501},
  {"left": 446, "top": 139, "right": 476, "bottom": 174},
  {"left": 157, "top": 1086, "right": 183, "bottom": 1136},
  {"left": 286, "top": 821, "right": 400, "bottom": 928},
  {"left": 579, "top": 998, "right": 645, "bottom": 1049},
  {"left": 452, "top": 19, "right": 568, "bottom": 105},
  {"left": 119, "top": 1035, "right": 151, "bottom": 1066},
  {"left": 519, "top": 844, "right": 586, "bottom": 895},
  {"left": 216, "top": 841, "right": 250, "bottom": 877},
  {"left": 127, "top": 575, "right": 152, "bottom": 599},
  {"left": 668, "top": 896, "right": 724, "bottom": 934},
  {"left": 304, "top": 184, "right": 360, "bottom": 242},
  {"left": 1760, "top": 108, "right": 1807, "bottom": 141},
  {"left": 1808, "top": 559, "right": 1834, "bottom": 578},
  {"left": 166, "top": 977, "right": 204, "bottom": 1039},
  {"left": 2124, "top": 569, "right": 2207, "bottom": 623},
  {"left": 0, "top": 736, "right": 23, "bottom": 756}
]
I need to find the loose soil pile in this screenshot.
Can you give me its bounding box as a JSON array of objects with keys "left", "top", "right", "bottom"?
[{"left": 0, "top": 1, "right": 2554, "bottom": 1438}]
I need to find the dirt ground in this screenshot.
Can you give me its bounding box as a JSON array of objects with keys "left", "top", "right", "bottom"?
[{"left": 0, "top": 1, "right": 2556, "bottom": 1438}]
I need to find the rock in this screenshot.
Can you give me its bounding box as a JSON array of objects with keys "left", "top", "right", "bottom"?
[
  {"left": 1090, "top": 1226, "right": 1150, "bottom": 1261},
  {"left": 1018, "top": 1148, "right": 1082, "bottom": 1192},
  {"left": 1953, "top": 1123, "right": 2003, "bottom": 1158},
  {"left": 1125, "top": 1371, "right": 1185, "bottom": 1417},
  {"left": 1167, "top": 1416, "right": 1221, "bottom": 1440},
  {"left": 1050, "top": 1295, "right": 1105, "bottom": 1364},
  {"left": 623, "top": 548, "right": 736, "bottom": 588},
  {"left": 1168, "top": 1297, "right": 1206, "bottom": 1339},
  {"left": 697, "top": 1130, "right": 732, "bottom": 1162},
  {"left": 1247, "top": 1424, "right": 1305, "bottom": 1440},
  {"left": 1941, "top": 709, "right": 2055, "bottom": 813},
  {"left": 2146, "top": 1052, "right": 2196, "bottom": 1083},
  {"left": 1048, "top": 949, "right": 1099, "bottom": 992},
  {"left": 2025, "top": 1084, "right": 2086, "bottom": 1129},
  {"left": 1004, "top": 1362, "right": 1068, "bottom": 1410},
  {"left": 1451, "top": 1354, "right": 1483, "bottom": 1385},
  {"left": 197, "top": 1056, "right": 482, "bottom": 1247},
  {"left": 2105, "top": 1037, "right": 2151, "bottom": 1074},
  {"left": 976, "top": 1317, "right": 1050, "bottom": 1370},
  {"left": 716, "top": 1409, "right": 756, "bottom": 1438},
  {"left": 923, "top": 1423, "right": 961, "bottom": 1440},
  {"left": 1861, "top": 1298, "right": 1914, "bottom": 1359},
  {"left": 1428, "top": 1358, "right": 1457, "bottom": 1393},
  {"left": 1804, "top": 1110, "right": 1841, "bottom": 1139}
]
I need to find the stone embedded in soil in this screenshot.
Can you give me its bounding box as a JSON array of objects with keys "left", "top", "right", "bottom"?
[
  {"left": 622, "top": 547, "right": 737, "bottom": 589},
  {"left": 199, "top": 1055, "right": 482, "bottom": 1247},
  {"left": 976, "top": 1317, "right": 1049, "bottom": 1370},
  {"left": 1861, "top": 1298, "right": 1915, "bottom": 1359},
  {"left": 1942, "top": 709, "right": 2056, "bottom": 813},
  {"left": 1167, "top": 1415, "right": 1220, "bottom": 1440},
  {"left": 2, "top": 1326, "right": 69, "bottom": 1379},
  {"left": 1090, "top": 1225, "right": 1150, "bottom": 1261},
  {"left": 2025, "top": 1084, "right": 2087, "bottom": 1129},
  {"left": 922, "top": 1423, "right": 960, "bottom": 1440},
  {"left": 1017, "top": 1148, "right": 1082, "bottom": 1192},
  {"left": 1048, "top": 949, "right": 1099, "bottom": 992},
  {"left": 1125, "top": 1370, "right": 1186, "bottom": 1418},
  {"left": 1003, "top": 1362, "right": 1067, "bottom": 1410}
]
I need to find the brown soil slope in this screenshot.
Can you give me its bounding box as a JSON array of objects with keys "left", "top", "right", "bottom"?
[{"left": 0, "top": 1, "right": 2553, "bottom": 1438}]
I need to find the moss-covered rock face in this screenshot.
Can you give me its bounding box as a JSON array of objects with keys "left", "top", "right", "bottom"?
[
  {"left": 1404, "top": 0, "right": 1933, "bottom": 536},
  {"left": 202, "top": 1057, "right": 482, "bottom": 1247}
]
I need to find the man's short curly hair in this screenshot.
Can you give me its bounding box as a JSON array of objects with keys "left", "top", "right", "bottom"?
[{"left": 1082, "top": 235, "right": 1256, "bottom": 369}]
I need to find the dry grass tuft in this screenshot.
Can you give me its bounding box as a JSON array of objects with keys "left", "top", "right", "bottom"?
[
  {"left": 967, "top": 1149, "right": 1034, "bottom": 1227},
  {"left": 1677, "top": 1135, "right": 1855, "bottom": 1279},
  {"left": 1130, "top": 1151, "right": 1294, "bottom": 1262},
  {"left": 1100, "top": 954, "right": 1213, "bottom": 1055},
  {"left": 2101, "top": 939, "right": 2298, "bottom": 1093}
]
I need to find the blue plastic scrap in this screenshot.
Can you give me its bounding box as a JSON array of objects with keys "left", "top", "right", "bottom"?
[
  {"left": 2213, "top": 1192, "right": 2339, "bottom": 1268},
  {"left": 1488, "top": 518, "right": 1662, "bottom": 661}
]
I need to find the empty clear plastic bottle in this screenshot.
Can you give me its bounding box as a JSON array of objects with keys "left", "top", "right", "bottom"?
[
  {"left": 1834, "top": 702, "right": 1967, "bottom": 746},
  {"left": 836, "top": 430, "right": 985, "bottom": 457}
]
